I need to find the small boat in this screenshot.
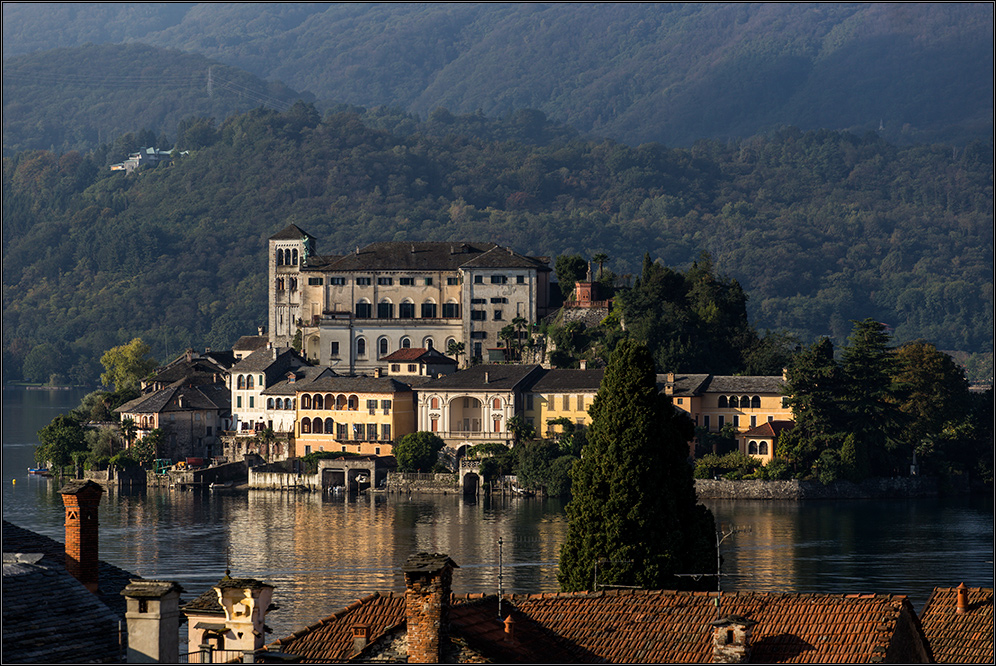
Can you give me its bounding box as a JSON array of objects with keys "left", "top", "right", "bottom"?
[
  {"left": 27, "top": 468, "right": 51, "bottom": 476},
  {"left": 209, "top": 481, "right": 233, "bottom": 490}
]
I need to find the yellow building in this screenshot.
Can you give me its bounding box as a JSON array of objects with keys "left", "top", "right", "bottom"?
[
  {"left": 293, "top": 368, "right": 415, "bottom": 457},
  {"left": 658, "top": 372, "right": 794, "bottom": 460},
  {"left": 522, "top": 368, "right": 605, "bottom": 437}
]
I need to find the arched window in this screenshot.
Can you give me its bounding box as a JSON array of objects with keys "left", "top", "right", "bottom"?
[
  {"left": 356, "top": 337, "right": 367, "bottom": 356},
  {"left": 301, "top": 418, "right": 311, "bottom": 434},
  {"left": 442, "top": 300, "right": 460, "bottom": 318},
  {"left": 336, "top": 394, "right": 347, "bottom": 410},
  {"left": 377, "top": 300, "right": 394, "bottom": 319},
  {"left": 292, "top": 249, "right": 298, "bottom": 265},
  {"left": 717, "top": 396, "right": 728, "bottom": 408},
  {"left": 430, "top": 397, "right": 439, "bottom": 409},
  {"left": 423, "top": 337, "right": 434, "bottom": 350},
  {"left": 421, "top": 301, "right": 437, "bottom": 318},
  {"left": 313, "top": 418, "right": 324, "bottom": 434},
  {"left": 751, "top": 395, "right": 761, "bottom": 409},
  {"left": 325, "top": 418, "right": 335, "bottom": 433},
  {"left": 276, "top": 249, "right": 284, "bottom": 266},
  {"left": 748, "top": 441, "right": 758, "bottom": 455},
  {"left": 267, "top": 398, "right": 274, "bottom": 410},
  {"left": 246, "top": 375, "right": 254, "bottom": 390},
  {"left": 493, "top": 398, "right": 501, "bottom": 409},
  {"left": 759, "top": 441, "right": 769, "bottom": 455},
  {"left": 313, "top": 394, "right": 324, "bottom": 410},
  {"left": 401, "top": 337, "right": 411, "bottom": 349},
  {"left": 355, "top": 300, "right": 372, "bottom": 319},
  {"left": 237, "top": 375, "right": 246, "bottom": 390},
  {"left": 348, "top": 395, "right": 359, "bottom": 411},
  {"left": 379, "top": 337, "right": 389, "bottom": 356},
  {"left": 399, "top": 299, "right": 415, "bottom": 319},
  {"left": 301, "top": 394, "right": 312, "bottom": 410}
]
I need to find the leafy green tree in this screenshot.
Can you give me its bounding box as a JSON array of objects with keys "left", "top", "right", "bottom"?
[
  {"left": 890, "top": 341, "right": 970, "bottom": 472},
  {"left": 505, "top": 415, "right": 535, "bottom": 444},
  {"left": 446, "top": 340, "right": 465, "bottom": 363},
  {"left": 394, "top": 431, "right": 446, "bottom": 472},
  {"left": 36, "top": 414, "right": 87, "bottom": 468},
  {"left": 555, "top": 254, "right": 588, "bottom": 300},
  {"left": 558, "top": 339, "right": 715, "bottom": 592},
  {"left": 591, "top": 252, "right": 609, "bottom": 279},
  {"left": 132, "top": 429, "right": 164, "bottom": 464},
  {"left": 100, "top": 338, "right": 157, "bottom": 392}
]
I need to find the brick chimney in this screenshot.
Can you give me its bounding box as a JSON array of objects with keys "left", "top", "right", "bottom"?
[
  {"left": 60, "top": 480, "right": 103, "bottom": 593},
  {"left": 403, "top": 553, "right": 459, "bottom": 663},
  {"left": 711, "top": 615, "right": 757, "bottom": 663},
  {"left": 121, "top": 579, "right": 185, "bottom": 664},
  {"left": 956, "top": 582, "right": 968, "bottom": 614},
  {"left": 352, "top": 623, "right": 371, "bottom": 653}
]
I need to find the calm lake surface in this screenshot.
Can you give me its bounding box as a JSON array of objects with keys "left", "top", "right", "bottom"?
[{"left": 3, "top": 386, "right": 993, "bottom": 642}]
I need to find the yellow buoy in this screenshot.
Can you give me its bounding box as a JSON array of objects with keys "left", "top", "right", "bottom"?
[{"left": 12, "top": 478, "right": 16, "bottom": 485}]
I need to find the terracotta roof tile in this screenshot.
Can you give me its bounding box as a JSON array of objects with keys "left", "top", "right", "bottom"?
[{"left": 920, "top": 586, "right": 994, "bottom": 663}]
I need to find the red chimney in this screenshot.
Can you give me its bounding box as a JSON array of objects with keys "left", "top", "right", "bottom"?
[
  {"left": 956, "top": 582, "right": 968, "bottom": 614},
  {"left": 60, "top": 480, "right": 103, "bottom": 593},
  {"left": 403, "top": 553, "right": 458, "bottom": 663}
]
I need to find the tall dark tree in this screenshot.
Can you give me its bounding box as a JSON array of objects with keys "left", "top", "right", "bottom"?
[
  {"left": 555, "top": 254, "right": 588, "bottom": 300},
  {"left": 840, "top": 319, "right": 902, "bottom": 476},
  {"left": 558, "top": 339, "right": 715, "bottom": 592}
]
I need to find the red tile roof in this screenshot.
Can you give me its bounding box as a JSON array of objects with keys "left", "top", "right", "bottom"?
[
  {"left": 920, "top": 586, "right": 994, "bottom": 663},
  {"left": 267, "top": 588, "right": 930, "bottom": 663},
  {"left": 741, "top": 419, "right": 795, "bottom": 439}
]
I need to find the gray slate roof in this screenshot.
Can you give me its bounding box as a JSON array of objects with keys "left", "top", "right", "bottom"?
[
  {"left": 418, "top": 364, "right": 543, "bottom": 391},
  {"left": 701, "top": 375, "right": 787, "bottom": 394},
  {"left": 2, "top": 520, "right": 137, "bottom": 619},
  {"left": 656, "top": 373, "right": 711, "bottom": 396},
  {"left": 115, "top": 382, "right": 231, "bottom": 416},
  {"left": 3, "top": 555, "right": 123, "bottom": 663},
  {"left": 304, "top": 241, "right": 548, "bottom": 273},
  {"left": 527, "top": 368, "right": 605, "bottom": 393},
  {"left": 231, "top": 346, "right": 303, "bottom": 376}
]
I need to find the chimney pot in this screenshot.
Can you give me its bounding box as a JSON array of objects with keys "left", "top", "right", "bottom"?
[
  {"left": 352, "top": 623, "right": 371, "bottom": 652},
  {"left": 503, "top": 614, "right": 516, "bottom": 640},
  {"left": 580, "top": 359, "right": 587, "bottom": 370},
  {"left": 484, "top": 371, "right": 489, "bottom": 384},
  {"left": 956, "top": 582, "right": 968, "bottom": 614},
  {"left": 403, "top": 553, "right": 458, "bottom": 664},
  {"left": 374, "top": 367, "right": 382, "bottom": 378},
  {"left": 59, "top": 480, "right": 104, "bottom": 593}
]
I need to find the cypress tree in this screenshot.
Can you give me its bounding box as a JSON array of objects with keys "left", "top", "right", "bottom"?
[{"left": 558, "top": 339, "right": 716, "bottom": 592}]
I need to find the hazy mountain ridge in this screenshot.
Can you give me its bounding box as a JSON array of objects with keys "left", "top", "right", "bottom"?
[{"left": 3, "top": 3, "right": 992, "bottom": 147}]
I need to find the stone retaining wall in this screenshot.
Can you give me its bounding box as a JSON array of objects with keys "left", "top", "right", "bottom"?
[
  {"left": 386, "top": 472, "right": 460, "bottom": 494},
  {"left": 694, "top": 476, "right": 941, "bottom": 500}
]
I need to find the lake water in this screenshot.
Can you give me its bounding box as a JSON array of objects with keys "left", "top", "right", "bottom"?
[{"left": 3, "top": 386, "right": 993, "bottom": 643}]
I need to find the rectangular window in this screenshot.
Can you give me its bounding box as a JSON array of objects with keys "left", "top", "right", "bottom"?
[
  {"left": 338, "top": 423, "right": 348, "bottom": 439},
  {"left": 381, "top": 400, "right": 391, "bottom": 414},
  {"left": 750, "top": 415, "right": 757, "bottom": 428},
  {"left": 491, "top": 275, "right": 507, "bottom": 284},
  {"left": 471, "top": 298, "right": 487, "bottom": 304},
  {"left": 377, "top": 277, "right": 393, "bottom": 285},
  {"left": 470, "top": 331, "right": 487, "bottom": 339},
  {"left": 425, "top": 277, "right": 433, "bottom": 286},
  {"left": 308, "top": 277, "right": 324, "bottom": 286},
  {"left": 382, "top": 424, "right": 391, "bottom": 441},
  {"left": 442, "top": 303, "right": 460, "bottom": 318},
  {"left": 421, "top": 302, "right": 437, "bottom": 318},
  {"left": 356, "top": 277, "right": 372, "bottom": 286},
  {"left": 562, "top": 395, "right": 570, "bottom": 410},
  {"left": 375, "top": 447, "right": 381, "bottom": 455},
  {"left": 474, "top": 275, "right": 484, "bottom": 284},
  {"left": 471, "top": 310, "right": 486, "bottom": 321},
  {"left": 577, "top": 395, "right": 585, "bottom": 411},
  {"left": 249, "top": 397, "right": 254, "bottom": 408},
  {"left": 493, "top": 310, "right": 503, "bottom": 320},
  {"left": 391, "top": 364, "right": 400, "bottom": 372},
  {"left": 526, "top": 394, "right": 534, "bottom": 411},
  {"left": 378, "top": 302, "right": 394, "bottom": 319},
  {"left": 367, "top": 400, "right": 378, "bottom": 415},
  {"left": 305, "top": 445, "right": 312, "bottom": 455},
  {"left": 407, "top": 364, "right": 417, "bottom": 373},
  {"left": 447, "top": 277, "right": 460, "bottom": 285},
  {"left": 517, "top": 275, "right": 525, "bottom": 284},
  {"left": 526, "top": 417, "right": 533, "bottom": 427},
  {"left": 677, "top": 398, "right": 683, "bottom": 405},
  {"left": 206, "top": 427, "right": 212, "bottom": 437},
  {"left": 703, "top": 415, "right": 710, "bottom": 430},
  {"left": 718, "top": 415, "right": 725, "bottom": 429},
  {"left": 490, "top": 297, "right": 508, "bottom": 303},
  {"left": 400, "top": 277, "right": 415, "bottom": 286},
  {"left": 330, "top": 341, "right": 340, "bottom": 357},
  {"left": 355, "top": 302, "right": 372, "bottom": 318},
  {"left": 368, "top": 424, "right": 378, "bottom": 440},
  {"left": 733, "top": 415, "right": 740, "bottom": 428},
  {"left": 353, "top": 423, "right": 364, "bottom": 439},
  {"left": 329, "top": 277, "right": 346, "bottom": 285},
  {"left": 399, "top": 302, "right": 415, "bottom": 318},
  {"left": 768, "top": 415, "right": 774, "bottom": 422},
  {"left": 237, "top": 396, "right": 242, "bottom": 408}
]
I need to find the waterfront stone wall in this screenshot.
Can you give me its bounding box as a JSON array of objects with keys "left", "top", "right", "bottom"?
[
  {"left": 82, "top": 466, "right": 147, "bottom": 487},
  {"left": 386, "top": 472, "right": 461, "bottom": 494},
  {"left": 694, "top": 476, "right": 941, "bottom": 500}
]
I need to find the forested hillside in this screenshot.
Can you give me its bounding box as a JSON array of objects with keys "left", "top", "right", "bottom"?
[
  {"left": 3, "top": 105, "right": 991, "bottom": 384},
  {"left": 3, "top": 3, "right": 992, "bottom": 148},
  {"left": 2, "top": 43, "right": 310, "bottom": 155}
]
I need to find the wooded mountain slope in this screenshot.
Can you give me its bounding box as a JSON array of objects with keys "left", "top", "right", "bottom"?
[
  {"left": 3, "top": 106, "right": 991, "bottom": 383},
  {"left": 2, "top": 43, "right": 310, "bottom": 155},
  {"left": 3, "top": 3, "right": 992, "bottom": 147}
]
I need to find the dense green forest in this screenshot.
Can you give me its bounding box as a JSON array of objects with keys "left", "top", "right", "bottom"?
[
  {"left": 3, "top": 104, "right": 992, "bottom": 384},
  {"left": 2, "top": 43, "right": 310, "bottom": 155},
  {"left": 3, "top": 4, "right": 992, "bottom": 148}
]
